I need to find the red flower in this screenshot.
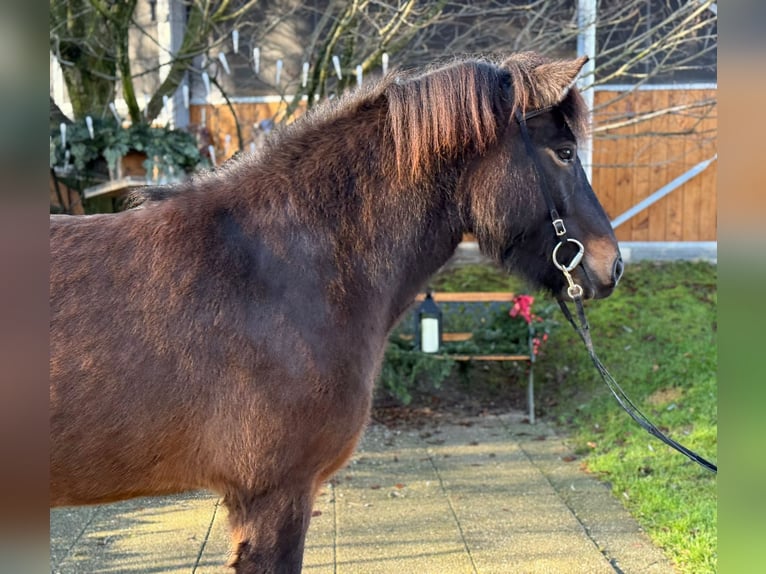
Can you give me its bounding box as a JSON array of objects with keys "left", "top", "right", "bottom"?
[{"left": 509, "top": 294, "right": 535, "bottom": 324}]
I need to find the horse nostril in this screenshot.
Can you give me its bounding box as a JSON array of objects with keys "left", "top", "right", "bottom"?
[{"left": 612, "top": 256, "right": 624, "bottom": 285}]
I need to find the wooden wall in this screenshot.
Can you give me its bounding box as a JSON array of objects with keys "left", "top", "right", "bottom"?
[
  {"left": 591, "top": 88, "right": 717, "bottom": 241},
  {"left": 190, "top": 87, "right": 717, "bottom": 242},
  {"left": 190, "top": 100, "right": 306, "bottom": 161}
]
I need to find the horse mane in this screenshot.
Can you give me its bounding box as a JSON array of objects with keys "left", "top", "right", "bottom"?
[
  {"left": 124, "top": 185, "right": 185, "bottom": 208},
  {"left": 385, "top": 58, "right": 509, "bottom": 182},
  {"left": 126, "top": 54, "right": 588, "bottom": 208}
]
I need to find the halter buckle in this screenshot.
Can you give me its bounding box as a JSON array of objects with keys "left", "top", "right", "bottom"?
[{"left": 552, "top": 218, "right": 566, "bottom": 237}]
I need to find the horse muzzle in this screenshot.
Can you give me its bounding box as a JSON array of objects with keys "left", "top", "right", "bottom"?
[
  {"left": 553, "top": 235, "right": 622, "bottom": 300},
  {"left": 567, "top": 252, "right": 622, "bottom": 300}
]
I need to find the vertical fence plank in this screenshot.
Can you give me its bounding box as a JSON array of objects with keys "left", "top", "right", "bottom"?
[
  {"left": 664, "top": 90, "right": 685, "bottom": 242},
  {"left": 647, "top": 90, "right": 669, "bottom": 242}
]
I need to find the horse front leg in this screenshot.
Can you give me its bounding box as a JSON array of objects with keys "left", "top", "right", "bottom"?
[{"left": 225, "top": 485, "right": 313, "bottom": 574}]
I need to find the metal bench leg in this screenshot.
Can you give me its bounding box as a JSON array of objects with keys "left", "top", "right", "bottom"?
[{"left": 527, "top": 362, "right": 535, "bottom": 424}]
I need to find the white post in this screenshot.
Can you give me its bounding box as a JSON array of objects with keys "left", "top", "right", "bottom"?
[
  {"left": 156, "top": 0, "right": 189, "bottom": 128},
  {"left": 577, "top": 0, "right": 597, "bottom": 182}
]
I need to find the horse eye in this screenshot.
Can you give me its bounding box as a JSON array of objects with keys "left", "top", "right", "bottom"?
[{"left": 556, "top": 147, "right": 574, "bottom": 163}]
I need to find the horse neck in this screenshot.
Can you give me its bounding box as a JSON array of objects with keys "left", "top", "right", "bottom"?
[
  {"left": 204, "top": 112, "right": 468, "bottom": 334},
  {"left": 342, "top": 175, "right": 466, "bottom": 332}
]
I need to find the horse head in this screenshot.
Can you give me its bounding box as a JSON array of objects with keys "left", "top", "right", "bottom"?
[{"left": 465, "top": 53, "right": 622, "bottom": 300}]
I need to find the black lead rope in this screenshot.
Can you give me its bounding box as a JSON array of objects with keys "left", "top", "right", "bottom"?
[
  {"left": 557, "top": 296, "right": 718, "bottom": 474},
  {"left": 515, "top": 110, "right": 717, "bottom": 474}
]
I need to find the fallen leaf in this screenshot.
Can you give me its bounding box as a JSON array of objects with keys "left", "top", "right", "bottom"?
[
  {"left": 395, "top": 483, "right": 405, "bottom": 489},
  {"left": 561, "top": 455, "right": 577, "bottom": 462},
  {"left": 311, "top": 510, "right": 322, "bottom": 517},
  {"left": 587, "top": 441, "right": 597, "bottom": 449},
  {"left": 370, "top": 484, "right": 381, "bottom": 490}
]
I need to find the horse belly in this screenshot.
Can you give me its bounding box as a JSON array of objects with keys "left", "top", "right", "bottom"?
[{"left": 49, "top": 388, "right": 207, "bottom": 506}]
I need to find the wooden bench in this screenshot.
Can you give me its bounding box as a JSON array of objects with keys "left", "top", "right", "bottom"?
[{"left": 408, "top": 292, "right": 538, "bottom": 424}]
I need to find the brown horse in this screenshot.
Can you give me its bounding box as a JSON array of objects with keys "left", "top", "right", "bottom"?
[{"left": 50, "top": 52, "right": 622, "bottom": 573}]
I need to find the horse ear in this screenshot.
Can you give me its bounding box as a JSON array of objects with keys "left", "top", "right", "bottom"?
[{"left": 530, "top": 56, "right": 588, "bottom": 108}]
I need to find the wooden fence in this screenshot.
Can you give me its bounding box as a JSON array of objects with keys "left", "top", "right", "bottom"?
[
  {"left": 189, "top": 87, "right": 717, "bottom": 242},
  {"left": 591, "top": 88, "right": 717, "bottom": 242}
]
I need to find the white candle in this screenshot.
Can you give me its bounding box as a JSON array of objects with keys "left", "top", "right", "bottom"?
[
  {"left": 253, "top": 47, "right": 260, "bottom": 75},
  {"left": 250, "top": 141, "right": 256, "bottom": 155},
  {"left": 382, "top": 52, "right": 389, "bottom": 75},
  {"left": 59, "top": 122, "right": 66, "bottom": 148},
  {"left": 232, "top": 29, "right": 239, "bottom": 54},
  {"left": 201, "top": 72, "right": 211, "bottom": 96},
  {"left": 109, "top": 102, "right": 121, "bottom": 123},
  {"left": 275, "top": 59, "right": 283, "bottom": 86},
  {"left": 162, "top": 94, "right": 170, "bottom": 117},
  {"left": 356, "top": 64, "right": 363, "bottom": 87},
  {"left": 332, "top": 55, "right": 342, "bottom": 80},
  {"left": 85, "top": 116, "right": 94, "bottom": 139},
  {"left": 201, "top": 107, "right": 206, "bottom": 124},
  {"left": 218, "top": 52, "right": 231, "bottom": 75},
  {"left": 301, "top": 62, "right": 309, "bottom": 88},
  {"left": 224, "top": 134, "right": 231, "bottom": 156},
  {"left": 182, "top": 84, "right": 189, "bottom": 109},
  {"left": 420, "top": 318, "right": 440, "bottom": 353},
  {"left": 208, "top": 144, "right": 216, "bottom": 167}
]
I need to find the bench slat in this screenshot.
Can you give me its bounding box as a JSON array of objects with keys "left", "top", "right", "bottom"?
[
  {"left": 399, "top": 332, "right": 474, "bottom": 342},
  {"left": 450, "top": 354, "right": 530, "bottom": 361},
  {"left": 415, "top": 292, "right": 516, "bottom": 303},
  {"left": 433, "top": 354, "right": 531, "bottom": 361}
]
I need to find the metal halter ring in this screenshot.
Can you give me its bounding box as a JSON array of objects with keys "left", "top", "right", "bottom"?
[
  {"left": 566, "top": 280, "right": 584, "bottom": 300},
  {"left": 552, "top": 238, "right": 585, "bottom": 273}
]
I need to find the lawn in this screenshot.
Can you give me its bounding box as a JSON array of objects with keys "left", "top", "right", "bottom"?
[{"left": 430, "top": 260, "right": 718, "bottom": 574}]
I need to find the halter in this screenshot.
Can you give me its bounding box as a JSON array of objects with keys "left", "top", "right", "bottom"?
[{"left": 514, "top": 109, "right": 717, "bottom": 474}]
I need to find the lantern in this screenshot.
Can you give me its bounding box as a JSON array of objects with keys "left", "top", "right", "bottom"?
[{"left": 414, "top": 292, "right": 442, "bottom": 353}]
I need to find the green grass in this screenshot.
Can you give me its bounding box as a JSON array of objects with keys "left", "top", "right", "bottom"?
[{"left": 431, "top": 261, "right": 718, "bottom": 574}]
